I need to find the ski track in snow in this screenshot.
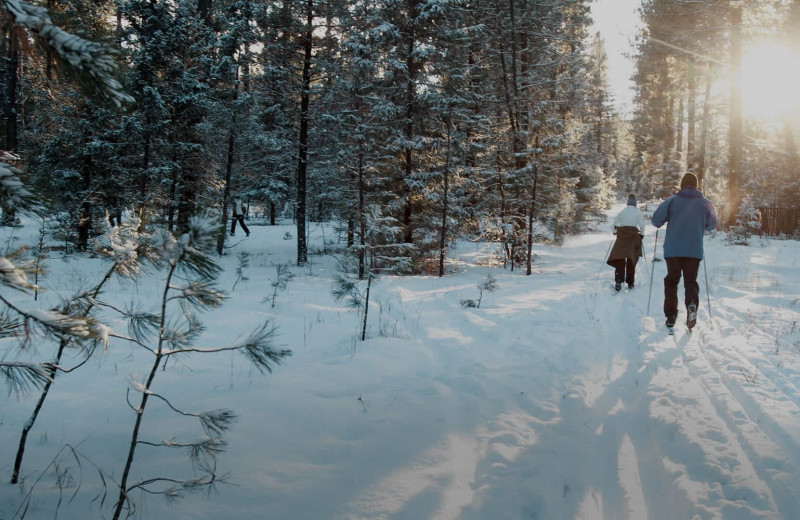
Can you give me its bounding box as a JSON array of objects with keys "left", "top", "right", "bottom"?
[
  {"left": 331, "top": 232, "right": 800, "bottom": 520},
  {"left": 2, "top": 214, "right": 800, "bottom": 520}
]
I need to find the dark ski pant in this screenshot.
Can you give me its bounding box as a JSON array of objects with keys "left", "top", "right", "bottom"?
[
  {"left": 664, "top": 257, "right": 700, "bottom": 320},
  {"left": 609, "top": 258, "right": 637, "bottom": 286},
  {"left": 231, "top": 215, "right": 249, "bottom": 235}
]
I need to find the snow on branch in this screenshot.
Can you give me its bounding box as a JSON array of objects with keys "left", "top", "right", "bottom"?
[
  {"left": 169, "top": 281, "right": 226, "bottom": 310},
  {"left": 0, "top": 293, "right": 98, "bottom": 340},
  {"left": 0, "top": 158, "right": 32, "bottom": 212},
  {"left": 26, "top": 308, "right": 94, "bottom": 337},
  {"left": 0, "top": 256, "right": 34, "bottom": 292},
  {"left": 2, "top": 0, "right": 134, "bottom": 106},
  {"left": 172, "top": 217, "right": 221, "bottom": 280}
]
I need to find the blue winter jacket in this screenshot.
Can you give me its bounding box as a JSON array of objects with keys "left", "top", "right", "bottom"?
[{"left": 651, "top": 188, "right": 718, "bottom": 259}]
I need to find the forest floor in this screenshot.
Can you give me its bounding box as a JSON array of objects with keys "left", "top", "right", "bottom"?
[{"left": 2, "top": 205, "right": 800, "bottom": 520}]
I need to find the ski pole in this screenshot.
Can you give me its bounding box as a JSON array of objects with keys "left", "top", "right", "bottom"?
[
  {"left": 647, "top": 229, "right": 659, "bottom": 316},
  {"left": 703, "top": 257, "right": 713, "bottom": 329},
  {"left": 639, "top": 233, "right": 648, "bottom": 281},
  {"left": 598, "top": 237, "right": 614, "bottom": 278}
]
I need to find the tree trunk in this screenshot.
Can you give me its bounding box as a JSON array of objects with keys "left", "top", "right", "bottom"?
[
  {"left": 3, "top": 29, "right": 19, "bottom": 152},
  {"left": 217, "top": 130, "right": 235, "bottom": 256},
  {"left": 167, "top": 175, "right": 176, "bottom": 231},
  {"left": 728, "top": 6, "right": 743, "bottom": 226},
  {"left": 77, "top": 152, "right": 93, "bottom": 252},
  {"left": 358, "top": 150, "right": 365, "bottom": 280},
  {"left": 296, "top": 0, "right": 313, "bottom": 265},
  {"left": 596, "top": 94, "right": 604, "bottom": 154},
  {"left": 686, "top": 57, "right": 696, "bottom": 172},
  {"left": 697, "top": 76, "right": 712, "bottom": 190},
  {"left": 526, "top": 142, "right": 539, "bottom": 276},
  {"left": 198, "top": 0, "right": 212, "bottom": 22},
  {"left": 675, "top": 92, "right": 684, "bottom": 160},
  {"left": 402, "top": 0, "right": 419, "bottom": 245},
  {"left": 664, "top": 67, "right": 674, "bottom": 164},
  {"left": 139, "top": 136, "right": 151, "bottom": 212},
  {"left": 347, "top": 157, "right": 355, "bottom": 249},
  {"left": 361, "top": 275, "right": 371, "bottom": 342},
  {"left": 438, "top": 118, "right": 452, "bottom": 278},
  {"left": 1, "top": 28, "right": 19, "bottom": 226}
]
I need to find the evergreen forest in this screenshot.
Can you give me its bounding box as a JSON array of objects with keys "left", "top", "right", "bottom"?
[
  {"left": 3, "top": 0, "right": 800, "bottom": 270},
  {"left": 4, "top": 1, "right": 800, "bottom": 518}
]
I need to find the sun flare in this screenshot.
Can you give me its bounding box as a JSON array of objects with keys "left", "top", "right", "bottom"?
[{"left": 740, "top": 42, "right": 800, "bottom": 120}]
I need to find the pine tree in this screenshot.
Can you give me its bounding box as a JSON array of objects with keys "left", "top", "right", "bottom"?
[
  {"left": 9, "top": 216, "right": 155, "bottom": 483},
  {"left": 1, "top": 0, "right": 131, "bottom": 393},
  {"left": 111, "top": 217, "right": 290, "bottom": 519}
]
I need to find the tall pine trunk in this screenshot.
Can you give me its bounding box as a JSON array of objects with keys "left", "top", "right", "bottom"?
[
  {"left": 686, "top": 58, "right": 697, "bottom": 172},
  {"left": 526, "top": 141, "right": 539, "bottom": 276},
  {"left": 296, "top": 0, "right": 313, "bottom": 265},
  {"left": 358, "top": 150, "right": 366, "bottom": 280},
  {"left": 728, "top": 5, "right": 743, "bottom": 227},
  {"left": 1, "top": 28, "right": 19, "bottom": 226},
  {"left": 402, "top": 0, "right": 419, "bottom": 245},
  {"left": 361, "top": 275, "right": 371, "bottom": 341},
  {"left": 438, "top": 118, "right": 452, "bottom": 277},
  {"left": 697, "top": 77, "right": 712, "bottom": 190},
  {"left": 675, "top": 93, "right": 684, "bottom": 159},
  {"left": 218, "top": 129, "right": 235, "bottom": 256}
]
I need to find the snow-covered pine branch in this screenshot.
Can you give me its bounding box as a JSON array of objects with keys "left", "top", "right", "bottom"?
[
  {"left": 123, "top": 307, "right": 161, "bottom": 344},
  {"left": 0, "top": 361, "right": 52, "bottom": 393},
  {"left": 161, "top": 313, "right": 206, "bottom": 351},
  {"left": 94, "top": 216, "right": 157, "bottom": 278},
  {"left": 2, "top": 0, "right": 134, "bottom": 106},
  {"left": 0, "top": 293, "right": 99, "bottom": 340},
  {"left": 26, "top": 308, "right": 94, "bottom": 338},
  {"left": 0, "top": 310, "right": 21, "bottom": 337},
  {"left": 172, "top": 217, "right": 222, "bottom": 280},
  {"left": 0, "top": 256, "right": 35, "bottom": 292},
  {"left": 169, "top": 281, "right": 226, "bottom": 310},
  {"left": 0, "top": 158, "right": 32, "bottom": 212}
]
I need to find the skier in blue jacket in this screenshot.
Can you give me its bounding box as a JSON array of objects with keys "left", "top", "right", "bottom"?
[{"left": 651, "top": 173, "right": 718, "bottom": 331}]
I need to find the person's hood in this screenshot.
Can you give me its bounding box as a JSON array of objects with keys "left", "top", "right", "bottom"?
[{"left": 677, "top": 188, "right": 703, "bottom": 199}]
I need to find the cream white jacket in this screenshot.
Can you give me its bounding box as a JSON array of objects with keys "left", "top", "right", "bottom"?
[{"left": 613, "top": 205, "right": 645, "bottom": 234}]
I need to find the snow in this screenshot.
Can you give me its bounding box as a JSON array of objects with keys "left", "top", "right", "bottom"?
[
  {"left": 2, "top": 205, "right": 800, "bottom": 519},
  {"left": 0, "top": 256, "right": 29, "bottom": 288}
]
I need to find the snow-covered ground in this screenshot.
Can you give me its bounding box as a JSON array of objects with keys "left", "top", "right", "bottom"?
[{"left": 2, "top": 205, "right": 800, "bottom": 520}]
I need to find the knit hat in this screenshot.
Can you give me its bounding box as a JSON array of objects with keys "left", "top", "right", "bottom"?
[
  {"left": 626, "top": 193, "right": 637, "bottom": 206},
  {"left": 680, "top": 173, "right": 698, "bottom": 189}
]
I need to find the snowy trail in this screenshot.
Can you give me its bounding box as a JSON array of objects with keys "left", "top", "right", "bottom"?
[
  {"left": 3, "top": 218, "right": 800, "bottom": 520},
  {"left": 337, "top": 231, "right": 800, "bottom": 520}
]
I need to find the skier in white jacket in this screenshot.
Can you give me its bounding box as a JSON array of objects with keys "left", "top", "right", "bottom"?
[
  {"left": 607, "top": 193, "right": 646, "bottom": 291},
  {"left": 230, "top": 195, "right": 250, "bottom": 237}
]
